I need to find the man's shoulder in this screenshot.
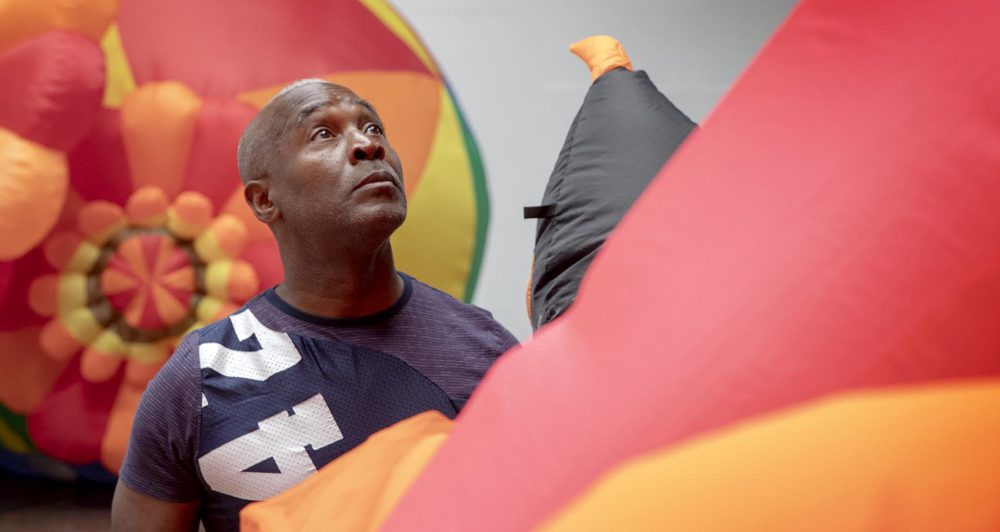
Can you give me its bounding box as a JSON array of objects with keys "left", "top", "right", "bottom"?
[
  {"left": 406, "top": 275, "right": 496, "bottom": 320},
  {"left": 160, "top": 326, "right": 203, "bottom": 373},
  {"left": 404, "top": 274, "right": 519, "bottom": 351}
]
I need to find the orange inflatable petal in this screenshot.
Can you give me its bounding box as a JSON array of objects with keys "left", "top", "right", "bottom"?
[
  {"left": 241, "top": 411, "right": 452, "bottom": 532},
  {"left": 0, "top": 0, "right": 119, "bottom": 53},
  {"left": 78, "top": 200, "right": 127, "bottom": 244},
  {"left": 120, "top": 82, "right": 201, "bottom": 198},
  {"left": 113, "top": 235, "right": 147, "bottom": 278},
  {"left": 167, "top": 191, "right": 213, "bottom": 239},
  {"left": 28, "top": 274, "right": 59, "bottom": 317},
  {"left": 542, "top": 380, "right": 1000, "bottom": 532},
  {"left": 125, "top": 185, "right": 169, "bottom": 227},
  {"left": 159, "top": 265, "right": 195, "bottom": 292},
  {"left": 227, "top": 260, "right": 260, "bottom": 301},
  {"left": 101, "top": 267, "right": 138, "bottom": 296},
  {"left": 570, "top": 35, "right": 634, "bottom": 81},
  {"left": 0, "top": 327, "right": 71, "bottom": 413},
  {"left": 371, "top": 429, "right": 450, "bottom": 528},
  {"left": 80, "top": 346, "right": 122, "bottom": 382},
  {"left": 122, "top": 287, "right": 149, "bottom": 328},
  {"left": 151, "top": 236, "right": 177, "bottom": 276},
  {"left": 194, "top": 214, "right": 248, "bottom": 261},
  {"left": 39, "top": 318, "right": 84, "bottom": 361},
  {"left": 150, "top": 284, "right": 189, "bottom": 325},
  {"left": 100, "top": 379, "right": 145, "bottom": 474},
  {"left": 220, "top": 187, "right": 272, "bottom": 244},
  {"left": 124, "top": 358, "right": 164, "bottom": 386},
  {"left": 0, "top": 128, "right": 68, "bottom": 260}
]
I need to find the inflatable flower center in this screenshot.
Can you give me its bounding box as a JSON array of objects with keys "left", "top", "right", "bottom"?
[
  {"left": 28, "top": 186, "right": 259, "bottom": 384},
  {"left": 100, "top": 229, "right": 198, "bottom": 337}
]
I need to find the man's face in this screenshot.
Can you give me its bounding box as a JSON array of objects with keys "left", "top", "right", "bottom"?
[{"left": 270, "top": 85, "right": 407, "bottom": 241}]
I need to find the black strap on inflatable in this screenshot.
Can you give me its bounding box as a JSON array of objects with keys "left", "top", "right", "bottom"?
[{"left": 523, "top": 204, "right": 557, "bottom": 219}]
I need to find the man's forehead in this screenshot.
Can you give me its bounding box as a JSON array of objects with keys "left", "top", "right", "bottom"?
[
  {"left": 295, "top": 97, "right": 378, "bottom": 125},
  {"left": 279, "top": 85, "right": 378, "bottom": 126}
]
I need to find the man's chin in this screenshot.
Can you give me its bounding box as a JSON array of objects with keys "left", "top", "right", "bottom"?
[{"left": 355, "top": 202, "right": 407, "bottom": 235}]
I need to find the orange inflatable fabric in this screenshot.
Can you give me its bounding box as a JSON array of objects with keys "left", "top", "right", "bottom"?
[
  {"left": 380, "top": 0, "right": 1000, "bottom": 527},
  {"left": 241, "top": 411, "right": 451, "bottom": 532},
  {"left": 542, "top": 379, "right": 1000, "bottom": 532},
  {"left": 246, "top": 0, "right": 1000, "bottom": 529},
  {"left": 241, "top": 380, "right": 1000, "bottom": 532}
]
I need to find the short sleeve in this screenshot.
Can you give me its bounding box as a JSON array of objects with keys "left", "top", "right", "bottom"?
[
  {"left": 464, "top": 315, "right": 519, "bottom": 409},
  {"left": 495, "top": 324, "right": 520, "bottom": 355},
  {"left": 118, "top": 330, "right": 203, "bottom": 502}
]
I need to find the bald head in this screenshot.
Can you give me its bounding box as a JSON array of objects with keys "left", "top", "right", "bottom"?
[{"left": 236, "top": 79, "right": 369, "bottom": 184}]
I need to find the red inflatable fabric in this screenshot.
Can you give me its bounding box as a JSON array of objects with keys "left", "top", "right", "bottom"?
[
  {"left": 0, "top": 30, "right": 104, "bottom": 151},
  {"left": 383, "top": 1, "right": 1000, "bottom": 530}
]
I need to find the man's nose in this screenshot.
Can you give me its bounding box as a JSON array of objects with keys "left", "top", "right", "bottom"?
[{"left": 349, "top": 131, "right": 385, "bottom": 163}]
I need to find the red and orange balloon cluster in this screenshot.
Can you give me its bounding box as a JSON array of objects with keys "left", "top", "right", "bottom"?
[{"left": 0, "top": 0, "right": 488, "bottom": 481}]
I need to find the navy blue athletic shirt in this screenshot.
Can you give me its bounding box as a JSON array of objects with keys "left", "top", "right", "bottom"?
[{"left": 119, "top": 273, "right": 518, "bottom": 531}]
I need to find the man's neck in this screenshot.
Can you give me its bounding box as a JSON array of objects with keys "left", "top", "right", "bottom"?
[{"left": 274, "top": 239, "right": 404, "bottom": 319}]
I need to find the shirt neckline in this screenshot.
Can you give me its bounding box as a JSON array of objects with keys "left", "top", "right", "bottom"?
[{"left": 263, "top": 273, "right": 413, "bottom": 327}]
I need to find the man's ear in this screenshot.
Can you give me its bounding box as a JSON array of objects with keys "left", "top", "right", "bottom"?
[{"left": 244, "top": 179, "right": 279, "bottom": 224}]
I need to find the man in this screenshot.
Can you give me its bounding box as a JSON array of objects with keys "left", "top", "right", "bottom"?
[{"left": 111, "top": 79, "right": 519, "bottom": 531}]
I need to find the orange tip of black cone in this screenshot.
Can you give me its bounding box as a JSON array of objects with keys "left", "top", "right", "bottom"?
[{"left": 570, "top": 35, "right": 634, "bottom": 80}]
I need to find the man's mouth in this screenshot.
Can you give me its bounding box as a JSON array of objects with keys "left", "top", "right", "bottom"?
[{"left": 354, "top": 170, "right": 400, "bottom": 192}]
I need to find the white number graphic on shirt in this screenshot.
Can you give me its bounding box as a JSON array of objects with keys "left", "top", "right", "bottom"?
[
  {"left": 199, "top": 309, "right": 301, "bottom": 381},
  {"left": 199, "top": 393, "right": 344, "bottom": 501},
  {"left": 196, "top": 308, "right": 344, "bottom": 500}
]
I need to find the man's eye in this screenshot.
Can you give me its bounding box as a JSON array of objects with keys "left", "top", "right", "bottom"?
[
  {"left": 365, "top": 123, "right": 384, "bottom": 136},
  {"left": 311, "top": 127, "right": 334, "bottom": 140}
]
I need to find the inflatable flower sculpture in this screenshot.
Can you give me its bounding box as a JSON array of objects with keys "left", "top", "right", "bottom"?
[{"left": 0, "top": 0, "right": 489, "bottom": 482}]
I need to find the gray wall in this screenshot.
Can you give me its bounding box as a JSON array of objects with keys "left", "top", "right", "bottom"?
[{"left": 392, "top": 0, "right": 798, "bottom": 339}]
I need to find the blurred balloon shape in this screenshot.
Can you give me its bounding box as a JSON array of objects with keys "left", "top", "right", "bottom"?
[{"left": 0, "top": 0, "right": 489, "bottom": 482}]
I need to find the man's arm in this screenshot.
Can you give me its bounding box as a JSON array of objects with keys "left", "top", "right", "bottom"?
[
  {"left": 111, "top": 479, "right": 200, "bottom": 532},
  {"left": 113, "top": 331, "right": 205, "bottom": 530}
]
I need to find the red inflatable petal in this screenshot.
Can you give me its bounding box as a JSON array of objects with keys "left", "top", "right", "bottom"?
[
  {"left": 0, "top": 30, "right": 104, "bottom": 152},
  {"left": 27, "top": 357, "right": 124, "bottom": 464},
  {"left": 0, "top": 246, "right": 57, "bottom": 331},
  {"left": 384, "top": 1, "right": 1000, "bottom": 530},
  {"left": 181, "top": 99, "right": 256, "bottom": 210},
  {"left": 117, "top": 0, "right": 431, "bottom": 99},
  {"left": 68, "top": 108, "right": 132, "bottom": 206},
  {"left": 0, "top": 261, "right": 12, "bottom": 305}
]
